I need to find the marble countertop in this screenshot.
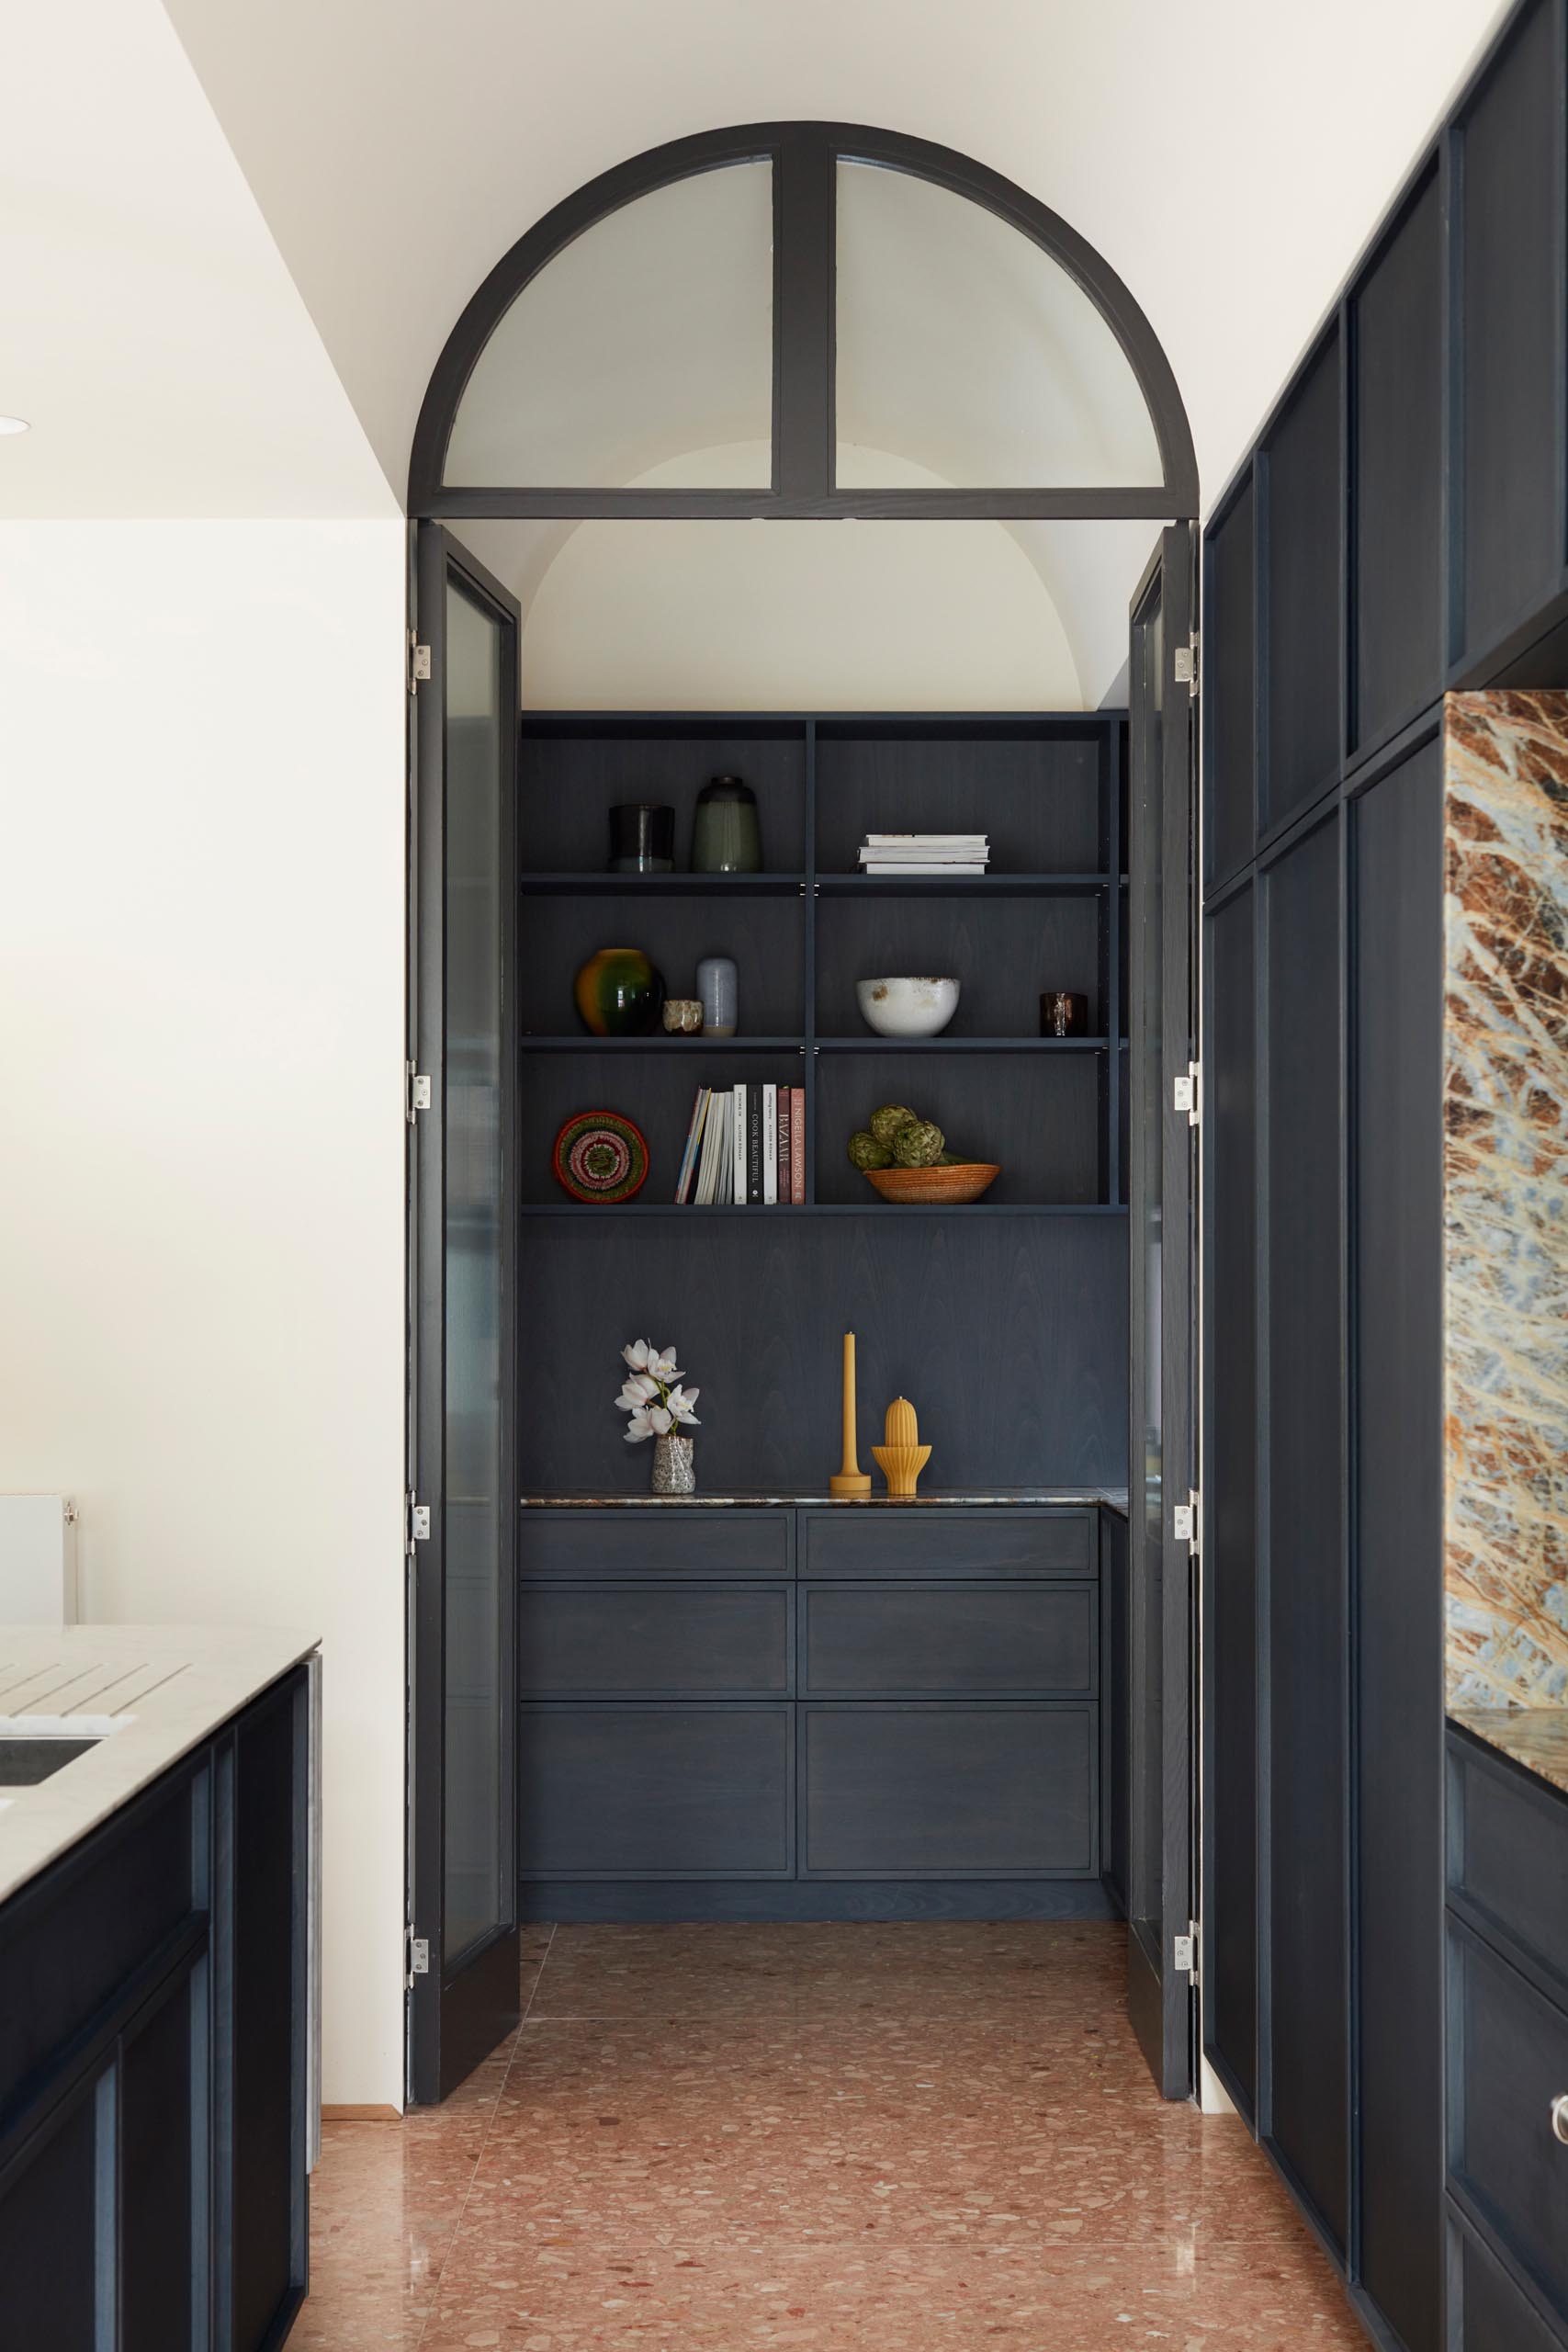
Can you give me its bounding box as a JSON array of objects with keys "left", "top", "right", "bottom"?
[
  {"left": 0, "top": 1623, "right": 320, "bottom": 1905},
  {"left": 524, "top": 1488, "right": 1129, "bottom": 1511},
  {"left": 1449, "top": 1705, "right": 1568, "bottom": 1800}
]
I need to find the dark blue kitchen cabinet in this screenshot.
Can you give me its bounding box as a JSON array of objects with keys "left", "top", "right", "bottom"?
[
  {"left": 0, "top": 1665, "right": 312, "bottom": 2351},
  {"left": 518, "top": 1502, "right": 1121, "bottom": 1921}
]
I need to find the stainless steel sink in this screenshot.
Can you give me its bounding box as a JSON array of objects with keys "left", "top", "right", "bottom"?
[{"left": 0, "top": 1736, "right": 102, "bottom": 1784}]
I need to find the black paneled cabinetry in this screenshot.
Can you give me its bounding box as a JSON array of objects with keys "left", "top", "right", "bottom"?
[
  {"left": 1446, "top": 1730, "right": 1568, "bottom": 2349},
  {"left": 0, "top": 1668, "right": 312, "bottom": 2352},
  {"left": 1197, "top": 3, "right": 1568, "bottom": 2342},
  {"left": 518, "top": 1502, "right": 1123, "bottom": 1920}
]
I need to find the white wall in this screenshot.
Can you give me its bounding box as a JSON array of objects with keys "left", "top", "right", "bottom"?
[{"left": 0, "top": 518, "right": 408, "bottom": 2109}]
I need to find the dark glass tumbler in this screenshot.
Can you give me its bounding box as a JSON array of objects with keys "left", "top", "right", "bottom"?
[{"left": 608, "top": 802, "right": 675, "bottom": 873}]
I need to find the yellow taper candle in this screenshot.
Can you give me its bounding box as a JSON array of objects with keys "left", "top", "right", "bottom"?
[{"left": 829, "top": 1331, "right": 872, "bottom": 1498}]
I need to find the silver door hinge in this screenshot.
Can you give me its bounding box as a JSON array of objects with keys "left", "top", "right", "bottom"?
[
  {"left": 1173, "top": 1921, "right": 1201, "bottom": 1983},
  {"left": 406, "top": 1493, "right": 431, "bottom": 1554},
  {"left": 1172, "top": 1061, "right": 1201, "bottom": 1125},
  {"left": 407, "top": 1930, "right": 429, "bottom": 1983},
  {"left": 407, "top": 1063, "right": 432, "bottom": 1122},
  {"left": 1172, "top": 1490, "right": 1200, "bottom": 1554},
  {"left": 1173, "top": 632, "right": 1200, "bottom": 696},
  {"left": 409, "top": 637, "right": 432, "bottom": 693}
]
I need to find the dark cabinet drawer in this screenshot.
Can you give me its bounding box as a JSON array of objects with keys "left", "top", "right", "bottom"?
[
  {"left": 800, "top": 1582, "right": 1094, "bottom": 1696},
  {"left": 1449, "top": 2206, "right": 1564, "bottom": 2352},
  {"left": 800, "top": 1703, "right": 1095, "bottom": 1877},
  {"left": 520, "top": 1705, "right": 793, "bottom": 1877},
  {"left": 1449, "top": 1919, "right": 1568, "bottom": 2328},
  {"left": 520, "top": 1510, "right": 791, "bottom": 1579},
  {"left": 1449, "top": 1730, "right": 1568, "bottom": 2004},
  {"left": 799, "top": 1508, "right": 1094, "bottom": 1580},
  {"left": 520, "top": 1583, "right": 791, "bottom": 1697}
]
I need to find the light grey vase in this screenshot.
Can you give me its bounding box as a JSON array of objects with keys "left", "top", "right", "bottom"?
[
  {"left": 695, "top": 955, "right": 738, "bottom": 1038},
  {"left": 651, "top": 1433, "right": 696, "bottom": 1495}
]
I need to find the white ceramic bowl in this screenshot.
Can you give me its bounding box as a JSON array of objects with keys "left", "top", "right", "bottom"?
[{"left": 855, "top": 975, "right": 960, "bottom": 1037}]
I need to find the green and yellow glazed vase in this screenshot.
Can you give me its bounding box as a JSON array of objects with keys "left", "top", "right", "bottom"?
[{"left": 573, "top": 945, "right": 665, "bottom": 1037}]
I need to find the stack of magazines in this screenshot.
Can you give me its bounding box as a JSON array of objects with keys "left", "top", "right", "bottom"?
[
  {"left": 857, "top": 832, "right": 990, "bottom": 876},
  {"left": 676, "top": 1084, "right": 807, "bottom": 1204}
]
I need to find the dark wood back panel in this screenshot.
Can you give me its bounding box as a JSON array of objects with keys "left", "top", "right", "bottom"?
[
  {"left": 1205, "top": 481, "right": 1257, "bottom": 887},
  {"left": 1204, "top": 882, "right": 1259, "bottom": 2118},
  {"left": 1262, "top": 335, "right": 1341, "bottom": 833},
  {"left": 520, "top": 1214, "right": 1128, "bottom": 1494},
  {"left": 1263, "top": 810, "right": 1348, "bottom": 2250},
  {"left": 1351, "top": 166, "right": 1443, "bottom": 752},
  {"left": 1352, "top": 740, "right": 1445, "bottom": 2352},
  {"left": 1455, "top": 0, "right": 1563, "bottom": 666}
]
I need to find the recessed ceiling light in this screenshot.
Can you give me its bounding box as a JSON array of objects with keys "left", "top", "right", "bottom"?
[{"left": 0, "top": 416, "right": 30, "bottom": 435}]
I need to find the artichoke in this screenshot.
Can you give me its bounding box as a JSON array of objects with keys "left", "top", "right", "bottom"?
[
  {"left": 868, "top": 1102, "right": 919, "bottom": 1147},
  {"left": 847, "top": 1128, "right": 893, "bottom": 1171},
  {"left": 892, "top": 1117, "right": 945, "bottom": 1168}
]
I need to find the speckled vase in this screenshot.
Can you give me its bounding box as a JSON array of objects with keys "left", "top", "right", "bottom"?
[{"left": 651, "top": 1434, "right": 696, "bottom": 1495}]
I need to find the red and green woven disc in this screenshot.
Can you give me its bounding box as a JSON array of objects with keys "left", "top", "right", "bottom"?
[{"left": 551, "top": 1110, "right": 650, "bottom": 1203}]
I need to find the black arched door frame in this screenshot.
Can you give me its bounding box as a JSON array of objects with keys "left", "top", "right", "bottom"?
[{"left": 409, "top": 119, "right": 1199, "bottom": 522}]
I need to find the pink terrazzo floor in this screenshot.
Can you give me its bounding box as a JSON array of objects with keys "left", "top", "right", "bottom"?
[{"left": 293, "top": 1923, "right": 1365, "bottom": 2350}]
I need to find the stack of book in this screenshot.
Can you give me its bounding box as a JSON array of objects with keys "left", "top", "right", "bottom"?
[
  {"left": 856, "top": 832, "right": 990, "bottom": 876},
  {"left": 676, "top": 1084, "right": 807, "bottom": 1204}
]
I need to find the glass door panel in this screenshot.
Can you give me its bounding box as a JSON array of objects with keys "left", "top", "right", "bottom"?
[
  {"left": 444, "top": 160, "right": 774, "bottom": 488},
  {"left": 834, "top": 159, "right": 1163, "bottom": 490},
  {"left": 411, "top": 526, "right": 521, "bottom": 2101}
]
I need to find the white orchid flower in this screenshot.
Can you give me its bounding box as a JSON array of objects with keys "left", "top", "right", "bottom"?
[
  {"left": 624, "top": 1405, "right": 654, "bottom": 1442},
  {"left": 622, "top": 1339, "right": 655, "bottom": 1372},
  {"left": 666, "top": 1385, "right": 702, "bottom": 1426},
  {"left": 649, "top": 1405, "right": 673, "bottom": 1435},
  {"left": 649, "top": 1346, "right": 681, "bottom": 1382},
  {"left": 615, "top": 1374, "right": 659, "bottom": 1410}
]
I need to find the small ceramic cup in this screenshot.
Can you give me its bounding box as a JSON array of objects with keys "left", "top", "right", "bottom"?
[{"left": 662, "top": 998, "right": 705, "bottom": 1035}]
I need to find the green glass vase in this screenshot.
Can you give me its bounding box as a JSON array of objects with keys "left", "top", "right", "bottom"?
[
  {"left": 573, "top": 945, "right": 665, "bottom": 1037},
  {"left": 691, "top": 776, "right": 763, "bottom": 874}
]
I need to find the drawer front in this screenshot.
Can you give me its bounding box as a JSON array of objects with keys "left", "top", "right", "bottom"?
[
  {"left": 519, "top": 1705, "right": 793, "bottom": 1877},
  {"left": 800, "top": 1581, "right": 1095, "bottom": 1697},
  {"left": 1450, "top": 1730, "right": 1568, "bottom": 2004},
  {"left": 800, "top": 1702, "right": 1095, "bottom": 1877},
  {"left": 1449, "top": 2208, "right": 1565, "bottom": 2352},
  {"left": 1449, "top": 1919, "right": 1568, "bottom": 2326},
  {"left": 520, "top": 1583, "right": 791, "bottom": 1697},
  {"left": 799, "top": 1508, "right": 1095, "bottom": 1580},
  {"left": 520, "top": 1510, "right": 791, "bottom": 1580}
]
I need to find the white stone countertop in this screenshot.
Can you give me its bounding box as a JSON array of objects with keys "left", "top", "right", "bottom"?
[{"left": 0, "top": 1623, "right": 319, "bottom": 1905}]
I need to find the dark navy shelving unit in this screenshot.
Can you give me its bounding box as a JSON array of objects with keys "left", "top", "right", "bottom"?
[{"left": 516, "top": 708, "right": 1131, "bottom": 1498}]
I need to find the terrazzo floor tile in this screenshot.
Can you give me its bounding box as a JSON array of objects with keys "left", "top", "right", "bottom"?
[
  {"left": 298, "top": 1924, "right": 1365, "bottom": 2348},
  {"left": 416, "top": 2232, "right": 1367, "bottom": 2350}
]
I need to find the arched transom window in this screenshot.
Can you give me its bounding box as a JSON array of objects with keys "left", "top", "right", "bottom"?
[{"left": 411, "top": 123, "right": 1197, "bottom": 522}]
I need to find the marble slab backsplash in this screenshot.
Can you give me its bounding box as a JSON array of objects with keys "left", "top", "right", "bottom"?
[{"left": 1445, "top": 692, "right": 1568, "bottom": 1707}]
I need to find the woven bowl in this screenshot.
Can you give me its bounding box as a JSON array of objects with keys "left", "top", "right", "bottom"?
[{"left": 864, "top": 1162, "right": 1000, "bottom": 1204}]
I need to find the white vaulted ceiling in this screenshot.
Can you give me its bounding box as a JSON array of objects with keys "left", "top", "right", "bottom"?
[{"left": 157, "top": 0, "right": 1511, "bottom": 519}]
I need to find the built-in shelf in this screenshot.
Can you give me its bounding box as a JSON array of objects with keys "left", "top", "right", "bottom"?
[
  {"left": 518, "top": 1201, "right": 1126, "bottom": 1218},
  {"left": 815, "top": 872, "right": 1111, "bottom": 897},
  {"left": 520, "top": 1035, "right": 805, "bottom": 1052},
  {"left": 520, "top": 872, "right": 806, "bottom": 897},
  {"left": 815, "top": 1035, "right": 1109, "bottom": 1054}
]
